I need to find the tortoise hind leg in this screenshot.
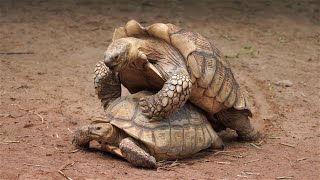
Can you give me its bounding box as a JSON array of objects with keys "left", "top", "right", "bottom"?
[
  {"left": 139, "top": 70, "right": 192, "bottom": 121},
  {"left": 119, "top": 137, "right": 157, "bottom": 168},
  {"left": 206, "top": 112, "right": 227, "bottom": 132},
  {"left": 94, "top": 61, "right": 121, "bottom": 109},
  {"left": 215, "top": 108, "right": 260, "bottom": 141}
]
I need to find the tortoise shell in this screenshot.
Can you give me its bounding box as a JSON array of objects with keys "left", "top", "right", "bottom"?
[
  {"left": 105, "top": 91, "right": 219, "bottom": 160},
  {"left": 112, "top": 20, "right": 251, "bottom": 115}
]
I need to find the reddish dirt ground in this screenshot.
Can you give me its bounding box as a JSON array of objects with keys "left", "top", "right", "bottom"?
[{"left": 0, "top": 0, "right": 319, "bottom": 179}]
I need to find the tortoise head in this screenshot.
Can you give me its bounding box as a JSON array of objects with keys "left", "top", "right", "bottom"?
[
  {"left": 87, "top": 123, "right": 115, "bottom": 143},
  {"left": 73, "top": 123, "right": 116, "bottom": 148},
  {"left": 73, "top": 125, "right": 91, "bottom": 148},
  {"left": 103, "top": 39, "right": 130, "bottom": 72}
]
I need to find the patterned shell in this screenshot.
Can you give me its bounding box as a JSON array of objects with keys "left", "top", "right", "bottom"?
[
  {"left": 105, "top": 92, "right": 219, "bottom": 160},
  {"left": 112, "top": 20, "right": 251, "bottom": 114}
]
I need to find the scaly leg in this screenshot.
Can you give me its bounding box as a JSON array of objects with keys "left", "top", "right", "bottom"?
[
  {"left": 100, "top": 144, "right": 124, "bottom": 158},
  {"left": 119, "top": 137, "right": 157, "bottom": 168},
  {"left": 215, "top": 108, "right": 260, "bottom": 141},
  {"left": 139, "top": 70, "right": 192, "bottom": 121},
  {"left": 94, "top": 61, "right": 121, "bottom": 110}
]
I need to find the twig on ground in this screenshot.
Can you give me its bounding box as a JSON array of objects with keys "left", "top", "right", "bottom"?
[
  {"left": 242, "top": 171, "right": 260, "bottom": 175},
  {"left": 13, "top": 104, "right": 29, "bottom": 111},
  {"left": 284, "top": 156, "right": 293, "bottom": 166},
  {"left": 67, "top": 128, "right": 73, "bottom": 134},
  {"left": 60, "top": 162, "right": 76, "bottom": 171},
  {"left": 27, "top": 143, "right": 46, "bottom": 149},
  {"left": 0, "top": 140, "right": 20, "bottom": 144},
  {"left": 0, "top": 114, "right": 14, "bottom": 118},
  {"left": 35, "top": 113, "right": 44, "bottom": 123},
  {"left": 23, "top": 163, "right": 46, "bottom": 168},
  {"left": 250, "top": 143, "right": 262, "bottom": 149},
  {"left": 210, "top": 149, "right": 246, "bottom": 154},
  {"left": 70, "top": 149, "right": 79, "bottom": 153},
  {"left": 275, "top": 176, "right": 293, "bottom": 179},
  {"left": 279, "top": 142, "right": 295, "bottom": 148},
  {"left": 170, "top": 160, "right": 183, "bottom": 167},
  {"left": 296, "top": 157, "right": 307, "bottom": 162},
  {"left": 157, "top": 160, "right": 185, "bottom": 171},
  {"left": 257, "top": 141, "right": 264, "bottom": 145},
  {"left": 223, "top": 153, "right": 247, "bottom": 158},
  {"left": 0, "top": 52, "right": 34, "bottom": 55},
  {"left": 11, "top": 104, "right": 48, "bottom": 127},
  {"left": 4, "top": 140, "right": 20, "bottom": 143},
  {"left": 244, "top": 159, "right": 260, "bottom": 165},
  {"left": 29, "top": 98, "right": 47, "bottom": 100},
  {"left": 236, "top": 174, "right": 248, "bottom": 178},
  {"left": 204, "top": 149, "right": 248, "bottom": 159},
  {"left": 58, "top": 170, "right": 73, "bottom": 180},
  {"left": 54, "top": 146, "right": 63, "bottom": 151},
  {"left": 268, "top": 136, "right": 281, "bottom": 139},
  {"left": 214, "top": 161, "right": 231, "bottom": 165}
]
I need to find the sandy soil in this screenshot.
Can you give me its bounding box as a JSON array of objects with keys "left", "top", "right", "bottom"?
[{"left": 0, "top": 0, "right": 319, "bottom": 179}]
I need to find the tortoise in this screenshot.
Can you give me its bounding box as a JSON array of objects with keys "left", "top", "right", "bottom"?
[
  {"left": 73, "top": 91, "right": 224, "bottom": 168},
  {"left": 94, "top": 20, "right": 259, "bottom": 140}
]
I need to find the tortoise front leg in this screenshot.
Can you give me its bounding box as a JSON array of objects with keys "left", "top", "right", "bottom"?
[
  {"left": 119, "top": 137, "right": 157, "bottom": 168},
  {"left": 94, "top": 61, "right": 121, "bottom": 110},
  {"left": 139, "top": 70, "right": 192, "bottom": 121},
  {"left": 100, "top": 144, "right": 124, "bottom": 158}
]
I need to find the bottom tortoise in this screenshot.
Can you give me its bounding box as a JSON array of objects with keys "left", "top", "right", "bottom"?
[{"left": 74, "top": 91, "right": 224, "bottom": 168}]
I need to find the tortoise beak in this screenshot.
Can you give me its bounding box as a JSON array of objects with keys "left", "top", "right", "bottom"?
[
  {"left": 104, "top": 53, "right": 120, "bottom": 70},
  {"left": 103, "top": 53, "right": 112, "bottom": 66}
]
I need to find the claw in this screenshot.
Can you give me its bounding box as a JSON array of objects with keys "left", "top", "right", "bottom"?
[
  {"left": 139, "top": 99, "right": 148, "bottom": 106},
  {"left": 142, "top": 112, "right": 151, "bottom": 118},
  {"left": 148, "top": 117, "right": 159, "bottom": 122},
  {"left": 140, "top": 106, "right": 148, "bottom": 113}
]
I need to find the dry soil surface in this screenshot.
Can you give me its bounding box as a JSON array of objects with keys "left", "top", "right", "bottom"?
[{"left": 0, "top": 0, "right": 319, "bottom": 179}]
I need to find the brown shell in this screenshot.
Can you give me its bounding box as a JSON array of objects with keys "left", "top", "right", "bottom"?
[
  {"left": 113, "top": 20, "right": 251, "bottom": 114},
  {"left": 105, "top": 91, "right": 219, "bottom": 160}
]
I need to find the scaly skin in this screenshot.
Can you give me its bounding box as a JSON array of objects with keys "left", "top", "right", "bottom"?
[
  {"left": 215, "top": 108, "right": 260, "bottom": 141},
  {"left": 110, "top": 20, "right": 260, "bottom": 141},
  {"left": 102, "top": 37, "right": 192, "bottom": 121},
  {"left": 119, "top": 137, "right": 157, "bottom": 168},
  {"left": 73, "top": 123, "right": 157, "bottom": 168},
  {"left": 94, "top": 61, "right": 121, "bottom": 109},
  {"left": 139, "top": 72, "right": 192, "bottom": 121}
]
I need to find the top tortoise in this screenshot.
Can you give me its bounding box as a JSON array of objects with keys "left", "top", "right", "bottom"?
[{"left": 94, "top": 20, "right": 259, "bottom": 140}]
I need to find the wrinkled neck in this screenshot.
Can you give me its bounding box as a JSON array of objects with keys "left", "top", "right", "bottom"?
[
  {"left": 107, "top": 126, "right": 128, "bottom": 146},
  {"left": 140, "top": 38, "right": 187, "bottom": 80},
  {"left": 119, "top": 37, "right": 145, "bottom": 70}
]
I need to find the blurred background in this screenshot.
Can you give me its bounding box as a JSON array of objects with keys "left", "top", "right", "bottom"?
[{"left": 0, "top": 0, "right": 319, "bottom": 179}]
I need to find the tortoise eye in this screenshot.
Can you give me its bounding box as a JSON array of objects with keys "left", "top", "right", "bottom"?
[
  {"left": 96, "top": 126, "right": 102, "bottom": 131},
  {"left": 114, "top": 55, "right": 119, "bottom": 60}
]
